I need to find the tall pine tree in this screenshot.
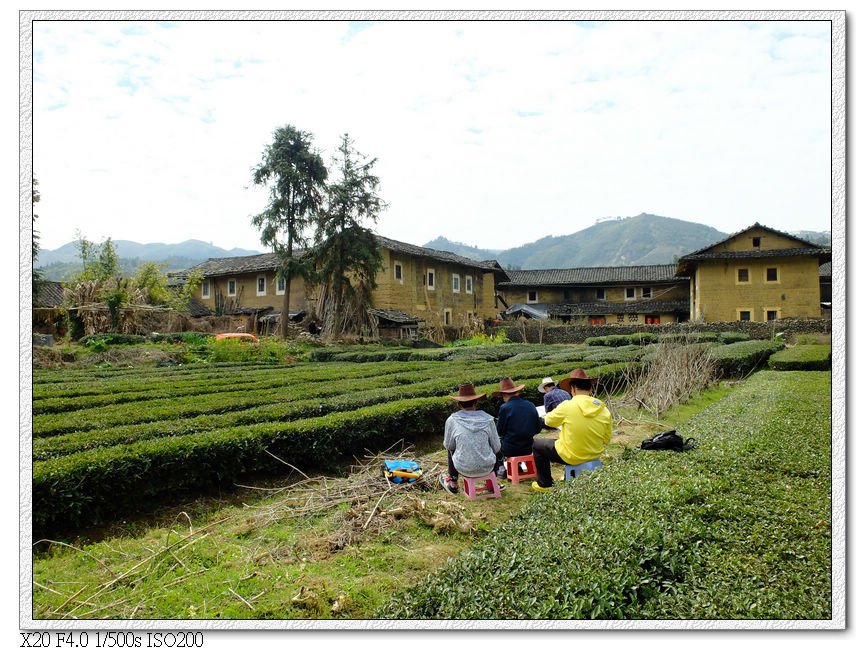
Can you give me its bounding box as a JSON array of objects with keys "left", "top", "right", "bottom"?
[{"left": 312, "top": 134, "right": 386, "bottom": 340}]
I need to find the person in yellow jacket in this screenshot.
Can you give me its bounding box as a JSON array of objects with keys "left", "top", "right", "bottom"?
[{"left": 531, "top": 368, "right": 612, "bottom": 492}]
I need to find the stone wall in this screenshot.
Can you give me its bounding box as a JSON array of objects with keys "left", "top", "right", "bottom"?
[{"left": 499, "top": 317, "right": 831, "bottom": 344}]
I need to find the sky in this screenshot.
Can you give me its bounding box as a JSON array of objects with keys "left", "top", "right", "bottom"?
[{"left": 28, "top": 13, "right": 835, "bottom": 254}]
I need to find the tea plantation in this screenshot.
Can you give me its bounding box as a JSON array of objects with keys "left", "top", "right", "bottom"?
[{"left": 380, "top": 370, "right": 832, "bottom": 619}]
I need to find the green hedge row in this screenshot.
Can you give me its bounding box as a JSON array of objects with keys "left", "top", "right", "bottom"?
[
  {"left": 34, "top": 357, "right": 629, "bottom": 459},
  {"left": 380, "top": 370, "right": 831, "bottom": 619},
  {"left": 707, "top": 339, "right": 785, "bottom": 378},
  {"left": 768, "top": 345, "right": 831, "bottom": 371},
  {"left": 33, "top": 360, "right": 444, "bottom": 414},
  {"left": 32, "top": 397, "right": 457, "bottom": 536}
]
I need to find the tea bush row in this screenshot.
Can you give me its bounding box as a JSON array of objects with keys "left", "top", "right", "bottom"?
[
  {"left": 32, "top": 360, "right": 444, "bottom": 413},
  {"left": 768, "top": 345, "right": 831, "bottom": 371},
  {"left": 34, "top": 358, "right": 632, "bottom": 451},
  {"left": 32, "top": 397, "right": 456, "bottom": 536},
  {"left": 31, "top": 362, "right": 635, "bottom": 533},
  {"left": 707, "top": 339, "right": 785, "bottom": 378},
  {"left": 380, "top": 370, "right": 830, "bottom": 619}
]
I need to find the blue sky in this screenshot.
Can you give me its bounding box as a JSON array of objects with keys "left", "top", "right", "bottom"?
[{"left": 29, "top": 16, "right": 834, "bottom": 254}]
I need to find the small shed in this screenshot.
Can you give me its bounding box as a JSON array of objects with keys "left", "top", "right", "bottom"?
[{"left": 369, "top": 308, "right": 421, "bottom": 339}]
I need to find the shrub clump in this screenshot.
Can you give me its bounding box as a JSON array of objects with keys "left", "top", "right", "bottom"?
[
  {"left": 768, "top": 345, "right": 831, "bottom": 371},
  {"left": 708, "top": 339, "right": 784, "bottom": 377},
  {"left": 585, "top": 334, "right": 633, "bottom": 347},
  {"left": 718, "top": 331, "right": 751, "bottom": 344}
]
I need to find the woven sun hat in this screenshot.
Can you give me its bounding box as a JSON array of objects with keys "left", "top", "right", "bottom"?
[
  {"left": 558, "top": 368, "right": 598, "bottom": 392},
  {"left": 449, "top": 383, "right": 486, "bottom": 402},
  {"left": 537, "top": 377, "right": 556, "bottom": 393},
  {"left": 491, "top": 377, "right": 526, "bottom": 397}
]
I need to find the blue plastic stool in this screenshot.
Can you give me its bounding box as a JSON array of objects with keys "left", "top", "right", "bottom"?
[{"left": 563, "top": 459, "right": 602, "bottom": 481}]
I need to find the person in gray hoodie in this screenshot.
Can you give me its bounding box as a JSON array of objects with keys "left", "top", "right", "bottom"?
[{"left": 440, "top": 383, "right": 502, "bottom": 494}]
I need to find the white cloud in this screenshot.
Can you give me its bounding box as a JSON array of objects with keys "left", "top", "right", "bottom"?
[{"left": 30, "top": 17, "right": 833, "bottom": 253}]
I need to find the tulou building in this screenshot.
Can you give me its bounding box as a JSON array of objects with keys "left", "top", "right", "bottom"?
[{"left": 177, "top": 223, "right": 830, "bottom": 336}]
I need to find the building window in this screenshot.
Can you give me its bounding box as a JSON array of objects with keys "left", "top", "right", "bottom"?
[
  {"left": 257, "top": 275, "right": 266, "bottom": 296},
  {"left": 465, "top": 276, "right": 473, "bottom": 294},
  {"left": 276, "top": 276, "right": 286, "bottom": 295},
  {"left": 452, "top": 274, "right": 460, "bottom": 293},
  {"left": 625, "top": 287, "right": 636, "bottom": 300},
  {"left": 227, "top": 278, "right": 237, "bottom": 297},
  {"left": 394, "top": 263, "right": 403, "bottom": 283},
  {"left": 645, "top": 315, "right": 660, "bottom": 325},
  {"left": 766, "top": 267, "right": 779, "bottom": 282},
  {"left": 737, "top": 268, "right": 750, "bottom": 284},
  {"left": 642, "top": 287, "right": 652, "bottom": 299},
  {"left": 616, "top": 313, "right": 624, "bottom": 323},
  {"left": 426, "top": 269, "right": 435, "bottom": 290},
  {"left": 628, "top": 313, "right": 638, "bottom": 322},
  {"left": 766, "top": 309, "right": 778, "bottom": 321},
  {"left": 443, "top": 308, "right": 452, "bottom": 326},
  {"left": 201, "top": 279, "right": 210, "bottom": 299},
  {"left": 527, "top": 290, "right": 538, "bottom": 304},
  {"left": 752, "top": 237, "right": 761, "bottom": 247},
  {"left": 739, "top": 310, "right": 751, "bottom": 322},
  {"left": 596, "top": 288, "right": 606, "bottom": 300},
  {"left": 589, "top": 316, "right": 606, "bottom": 326}
]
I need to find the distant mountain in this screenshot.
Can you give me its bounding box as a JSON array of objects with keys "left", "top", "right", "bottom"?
[
  {"left": 36, "top": 239, "right": 264, "bottom": 281},
  {"left": 422, "top": 237, "right": 501, "bottom": 261},
  {"left": 427, "top": 214, "right": 729, "bottom": 269},
  {"left": 790, "top": 230, "right": 831, "bottom": 246}
]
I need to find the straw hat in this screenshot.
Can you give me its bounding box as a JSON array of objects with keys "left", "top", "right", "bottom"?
[
  {"left": 558, "top": 369, "right": 598, "bottom": 392},
  {"left": 491, "top": 377, "right": 526, "bottom": 397},
  {"left": 537, "top": 377, "right": 556, "bottom": 393},
  {"left": 449, "top": 383, "right": 486, "bottom": 402}
]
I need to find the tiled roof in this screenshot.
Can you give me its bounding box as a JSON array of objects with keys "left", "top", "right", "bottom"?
[
  {"left": 682, "top": 222, "right": 824, "bottom": 257},
  {"left": 500, "top": 264, "right": 681, "bottom": 287},
  {"left": 550, "top": 299, "right": 690, "bottom": 316},
  {"left": 181, "top": 235, "right": 505, "bottom": 279},
  {"left": 33, "top": 281, "right": 65, "bottom": 308},
  {"left": 375, "top": 235, "right": 505, "bottom": 273},
  {"left": 679, "top": 247, "right": 830, "bottom": 262},
  {"left": 369, "top": 308, "right": 420, "bottom": 324},
  {"left": 819, "top": 262, "right": 832, "bottom": 278},
  {"left": 186, "top": 298, "right": 212, "bottom": 318},
  {"left": 185, "top": 252, "right": 283, "bottom": 277}
]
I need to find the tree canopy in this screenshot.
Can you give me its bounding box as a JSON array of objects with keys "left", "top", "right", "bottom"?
[
  {"left": 312, "top": 134, "right": 387, "bottom": 340},
  {"left": 251, "top": 125, "right": 328, "bottom": 338}
]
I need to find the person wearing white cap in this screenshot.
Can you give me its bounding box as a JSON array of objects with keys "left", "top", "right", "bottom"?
[{"left": 538, "top": 376, "right": 571, "bottom": 415}]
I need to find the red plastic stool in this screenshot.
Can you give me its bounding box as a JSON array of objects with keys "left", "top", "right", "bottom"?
[
  {"left": 462, "top": 472, "right": 502, "bottom": 500},
  {"left": 505, "top": 454, "right": 537, "bottom": 484}
]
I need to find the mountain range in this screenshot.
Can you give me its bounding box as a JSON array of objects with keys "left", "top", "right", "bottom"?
[
  {"left": 35, "top": 215, "right": 830, "bottom": 281},
  {"left": 36, "top": 239, "right": 264, "bottom": 281},
  {"left": 424, "top": 213, "right": 830, "bottom": 269}
]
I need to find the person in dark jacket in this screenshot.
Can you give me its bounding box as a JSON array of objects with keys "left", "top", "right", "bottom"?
[
  {"left": 537, "top": 376, "right": 571, "bottom": 415},
  {"left": 492, "top": 377, "right": 542, "bottom": 478}
]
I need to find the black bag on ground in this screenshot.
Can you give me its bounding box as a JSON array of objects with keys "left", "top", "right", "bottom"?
[{"left": 640, "top": 430, "right": 696, "bottom": 452}]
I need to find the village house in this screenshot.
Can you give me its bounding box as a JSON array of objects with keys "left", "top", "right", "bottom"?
[
  {"left": 674, "top": 223, "right": 831, "bottom": 323},
  {"left": 496, "top": 265, "right": 691, "bottom": 325},
  {"left": 178, "top": 236, "right": 507, "bottom": 335},
  {"left": 175, "top": 224, "right": 829, "bottom": 334},
  {"left": 372, "top": 236, "right": 506, "bottom": 329}
]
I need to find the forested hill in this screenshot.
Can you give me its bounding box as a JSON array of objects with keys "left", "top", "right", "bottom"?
[
  {"left": 426, "top": 214, "right": 723, "bottom": 269},
  {"left": 426, "top": 214, "right": 829, "bottom": 270}
]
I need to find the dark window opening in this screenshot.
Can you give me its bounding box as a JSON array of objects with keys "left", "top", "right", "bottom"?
[
  {"left": 752, "top": 237, "right": 761, "bottom": 247},
  {"left": 738, "top": 268, "right": 749, "bottom": 282},
  {"left": 766, "top": 267, "right": 778, "bottom": 282}
]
